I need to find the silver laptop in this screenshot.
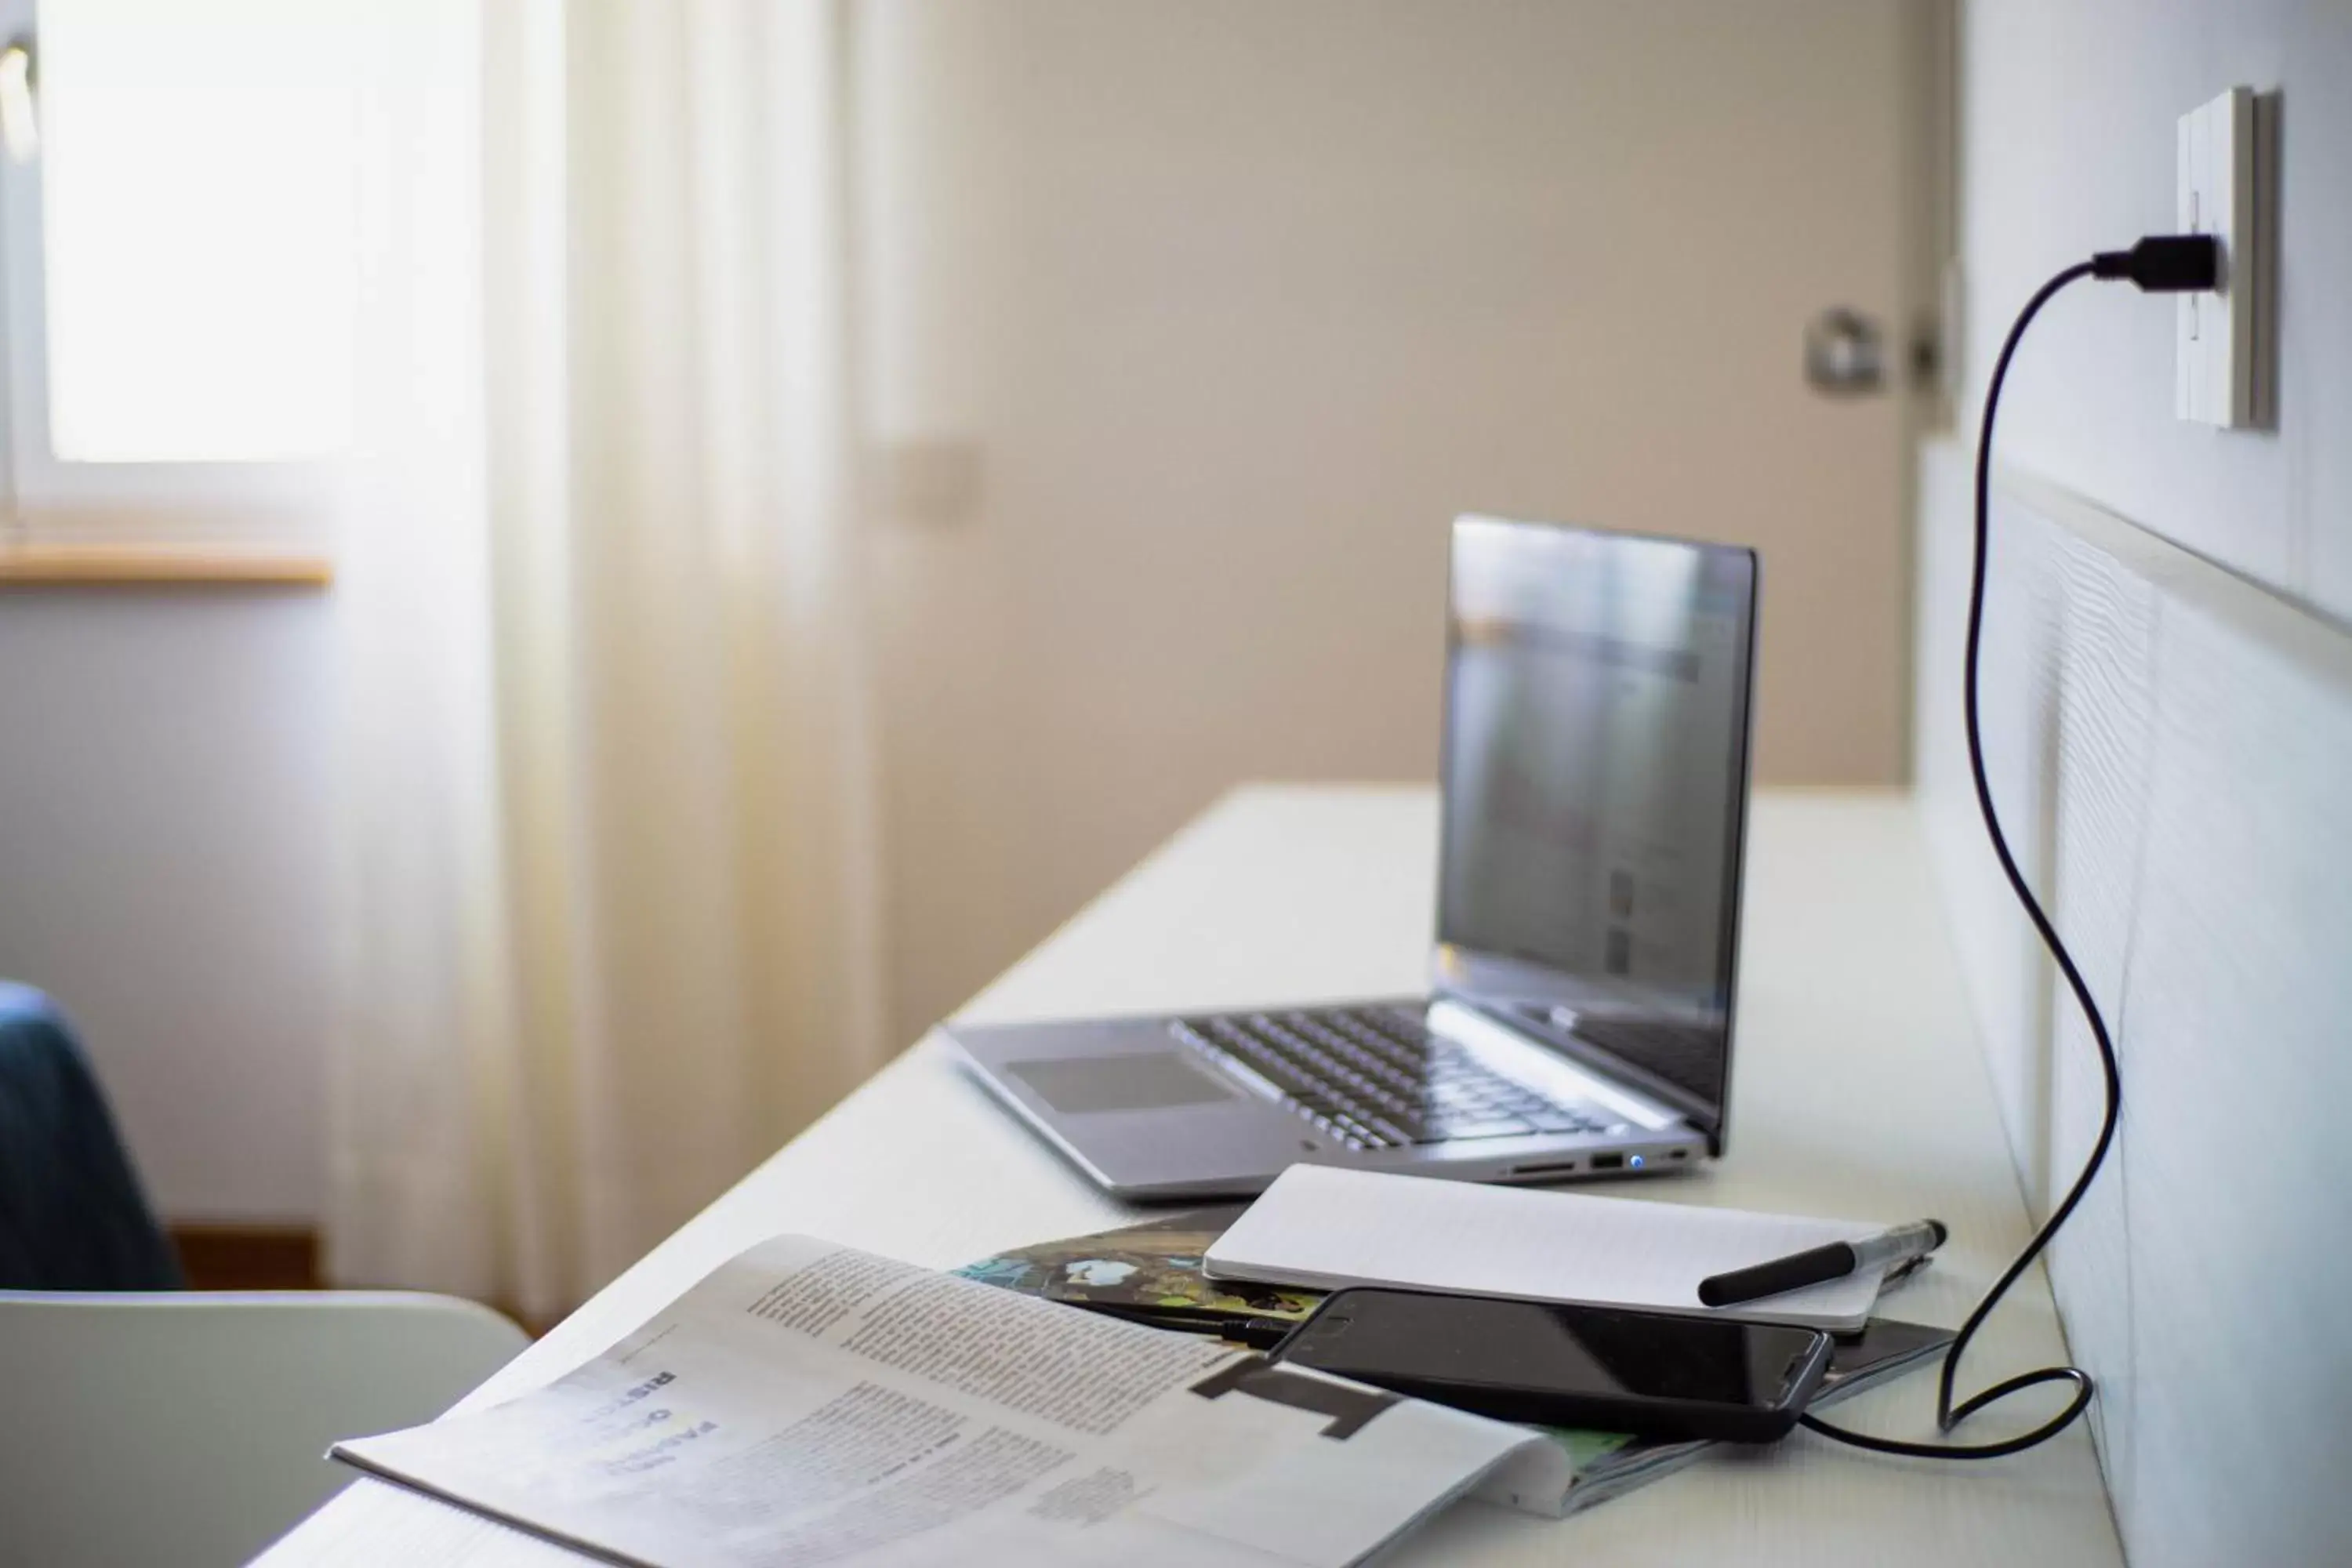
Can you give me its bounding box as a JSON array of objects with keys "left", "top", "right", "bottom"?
[{"left": 944, "top": 516, "right": 1759, "bottom": 1199}]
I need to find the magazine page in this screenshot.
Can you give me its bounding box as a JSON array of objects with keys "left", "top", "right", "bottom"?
[{"left": 334, "top": 1236, "right": 1566, "bottom": 1568}]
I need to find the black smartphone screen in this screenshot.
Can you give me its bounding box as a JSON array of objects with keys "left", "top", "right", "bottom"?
[{"left": 1272, "top": 1288, "right": 1831, "bottom": 1438}]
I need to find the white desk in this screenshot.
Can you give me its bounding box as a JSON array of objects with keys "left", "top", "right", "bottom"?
[{"left": 259, "top": 786, "right": 2122, "bottom": 1566}]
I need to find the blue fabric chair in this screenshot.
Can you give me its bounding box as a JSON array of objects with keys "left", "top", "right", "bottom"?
[{"left": 0, "top": 982, "right": 182, "bottom": 1290}]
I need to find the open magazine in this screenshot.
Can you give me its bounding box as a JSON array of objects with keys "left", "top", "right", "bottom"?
[{"left": 332, "top": 1235, "right": 1584, "bottom": 1567}]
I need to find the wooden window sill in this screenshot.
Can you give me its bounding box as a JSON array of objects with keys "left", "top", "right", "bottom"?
[{"left": 0, "top": 543, "right": 333, "bottom": 587}]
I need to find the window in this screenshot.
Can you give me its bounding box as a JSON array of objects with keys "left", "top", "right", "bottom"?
[{"left": 0, "top": 0, "right": 359, "bottom": 559}]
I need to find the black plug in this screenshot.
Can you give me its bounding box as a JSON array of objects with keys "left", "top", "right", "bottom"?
[{"left": 2091, "top": 234, "right": 2220, "bottom": 292}]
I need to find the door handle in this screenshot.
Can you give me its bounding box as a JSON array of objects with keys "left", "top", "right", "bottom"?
[{"left": 1803, "top": 307, "right": 1885, "bottom": 395}]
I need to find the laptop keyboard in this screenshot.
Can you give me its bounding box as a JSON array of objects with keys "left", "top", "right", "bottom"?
[{"left": 1171, "top": 1005, "right": 1626, "bottom": 1151}]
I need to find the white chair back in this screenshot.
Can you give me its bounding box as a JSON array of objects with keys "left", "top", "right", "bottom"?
[{"left": 0, "top": 1290, "right": 527, "bottom": 1566}]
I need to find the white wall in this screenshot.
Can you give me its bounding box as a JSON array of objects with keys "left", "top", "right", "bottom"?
[
  {"left": 1915, "top": 4, "right": 2352, "bottom": 1561},
  {"left": 0, "top": 591, "right": 336, "bottom": 1221},
  {"left": 1958, "top": 0, "right": 2352, "bottom": 623}
]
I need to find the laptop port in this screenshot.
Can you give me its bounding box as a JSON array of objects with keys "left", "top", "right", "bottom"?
[
  {"left": 1511, "top": 1160, "right": 1583, "bottom": 1178},
  {"left": 1590, "top": 1152, "right": 1625, "bottom": 1171}
]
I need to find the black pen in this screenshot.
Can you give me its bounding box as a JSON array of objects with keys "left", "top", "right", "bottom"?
[{"left": 1697, "top": 1219, "right": 1948, "bottom": 1308}]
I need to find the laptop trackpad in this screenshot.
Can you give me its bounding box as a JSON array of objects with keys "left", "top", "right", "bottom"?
[{"left": 1007, "top": 1054, "right": 1240, "bottom": 1114}]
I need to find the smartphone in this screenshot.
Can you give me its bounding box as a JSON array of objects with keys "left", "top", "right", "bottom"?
[{"left": 1268, "top": 1287, "right": 1835, "bottom": 1443}]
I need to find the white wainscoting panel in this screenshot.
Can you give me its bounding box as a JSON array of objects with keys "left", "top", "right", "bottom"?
[{"left": 1914, "top": 441, "right": 2352, "bottom": 1566}]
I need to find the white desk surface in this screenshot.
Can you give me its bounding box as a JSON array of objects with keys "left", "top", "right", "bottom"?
[{"left": 259, "top": 785, "right": 2122, "bottom": 1567}]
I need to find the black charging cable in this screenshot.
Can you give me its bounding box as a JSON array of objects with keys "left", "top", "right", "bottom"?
[{"left": 1797, "top": 233, "right": 2220, "bottom": 1461}]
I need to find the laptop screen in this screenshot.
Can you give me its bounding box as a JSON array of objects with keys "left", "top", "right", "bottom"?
[{"left": 1433, "top": 517, "right": 1757, "bottom": 1140}]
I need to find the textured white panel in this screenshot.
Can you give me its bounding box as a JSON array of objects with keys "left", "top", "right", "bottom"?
[{"left": 1916, "top": 448, "right": 2352, "bottom": 1566}]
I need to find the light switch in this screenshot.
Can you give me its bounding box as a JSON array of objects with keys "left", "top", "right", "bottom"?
[{"left": 2175, "top": 87, "right": 2254, "bottom": 428}]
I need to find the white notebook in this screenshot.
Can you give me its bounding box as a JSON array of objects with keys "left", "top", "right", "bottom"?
[{"left": 1203, "top": 1165, "right": 1891, "bottom": 1330}]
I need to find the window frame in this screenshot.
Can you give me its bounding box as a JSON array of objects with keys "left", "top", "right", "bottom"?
[{"left": 0, "top": 0, "right": 343, "bottom": 561}]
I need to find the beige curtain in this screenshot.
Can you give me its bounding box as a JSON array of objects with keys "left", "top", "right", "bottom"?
[{"left": 332, "top": 0, "right": 885, "bottom": 1321}]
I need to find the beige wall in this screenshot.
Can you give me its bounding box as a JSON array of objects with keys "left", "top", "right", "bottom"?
[{"left": 857, "top": 0, "right": 1928, "bottom": 1040}]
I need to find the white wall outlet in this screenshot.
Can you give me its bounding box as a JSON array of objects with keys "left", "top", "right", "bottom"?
[{"left": 2176, "top": 86, "right": 2254, "bottom": 427}]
